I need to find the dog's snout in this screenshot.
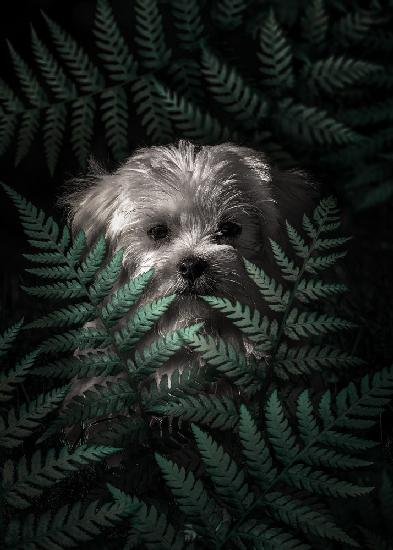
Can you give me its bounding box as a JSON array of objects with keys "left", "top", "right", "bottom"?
[{"left": 178, "top": 256, "right": 208, "bottom": 281}]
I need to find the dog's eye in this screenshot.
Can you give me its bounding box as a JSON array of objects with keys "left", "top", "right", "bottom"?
[
  {"left": 216, "top": 221, "right": 242, "bottom": 238},
  {"left": 148, "top": 224, "right": 169, "bottom": 241}
]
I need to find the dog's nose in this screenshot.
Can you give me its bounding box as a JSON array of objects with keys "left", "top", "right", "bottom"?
[{"left": 178, "top": 256, "right": 208, "bottom": 281}]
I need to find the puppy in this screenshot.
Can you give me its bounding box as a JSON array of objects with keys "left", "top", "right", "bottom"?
[{"left": 60, "top": 141, "right": 312, "bottom": 440}]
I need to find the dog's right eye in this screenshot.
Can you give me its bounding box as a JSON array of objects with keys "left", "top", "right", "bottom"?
[{"left": 148, "top": 224, "right": 169, "bottom": 241}]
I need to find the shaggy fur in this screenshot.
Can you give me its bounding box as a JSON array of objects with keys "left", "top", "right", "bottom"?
[{"left": 60, "top": 141, "right": 314, "bottom": 439}]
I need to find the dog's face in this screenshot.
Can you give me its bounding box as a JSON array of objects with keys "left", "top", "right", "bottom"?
[{"left": 63, "top": 141, "right": 312, "bottom": 334}]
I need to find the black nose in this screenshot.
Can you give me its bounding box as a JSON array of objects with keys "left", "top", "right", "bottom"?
[{"left": 178, "top": 256, "right": 208, "bottom": 281}]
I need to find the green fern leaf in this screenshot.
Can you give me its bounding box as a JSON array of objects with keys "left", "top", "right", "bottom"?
[
  {"left": 21, "top": 280, "right": 85, "bottom": 300},
  {"left": 66, "top": 230, "right": 87, "bottom": 267},
  {"left": 0, "top": 318, "right": 24, "bottom": 359},
  {"left": 114, "top": 295, "right": 176, "bottom": 352},
  {"left": 32, "top": 352, "right": 121, "bottom": 379},
  {"left": 151, "top": 394, "right": 238, "bottom": 430},
  {"left": 43, "top": 12, "right": 105, "bottom": 92},
  {"left": 0, "top": 77, "right": 24, "bottom": 112},
  {"left": 155, "top": 453, "right": 227, "bottom": 543},
  {"left": 100, "top": 268, "right": 154, "bottom": 327},
  {"left": 24, "top": 265, "right": 76, "bottom": 280},
  {"left": 286, "top": 464, "right": 374, "bottom": 498},
  {"left": 238, "top": 520, "right": 309, "bottom": 549},
  {"left": 301, "top": 0, "right": 328, "bottom": 51},
  {"left": 275, "top": 343, "right": 362, "bottom": 379},
  {"left": 107, "top": 483, "right": 184, "bottom": 549},
  {"left": 169, "top": 0, "right": 204, "bottom": 51},
  {"left": 184, "top": 332, "right": 263, "bottom": 390},
  {"left": 3, "top": 444, "right": 121, "bottom": 509},
  {"left": 38, "top": 327, "right": 111, "bottom": 355},
  {"left": 0, "top": 350, "right": 39, "bottom": 401},
  {"left": 70, "top": 96, "right": 96, "bottom": 168},
  {"left": 296, "top": 390, "right": 319, "bottom": 444},
  {"left": 264, "top": 491, "right": 359, "bottom": 546},
  {"left": 0, "top": 113, "right": 18, "bottom": 156},
  {"left": 257, "top": 10, "right": 294, "bottom": 91},
  {"left": 285, "top": 308, "right": 356, "bottom": 340},
  {"left": 153, "top": 78, "right": 234, "bottom": 143},
  {"left": 243, "top": 258, "right": 290, "bottom": 311},
  {"left": 305, "top": 251, "right": 347, "bottom": 274},
  {"left": 200, "top": 296, "right": 277, "bottom": 347},
  {"left": 77, "top": 234, "right": 106, "bottom": 284},
  {"left": 134, "top": 0, "right": 171, "bottom": 70},
  {"left": 0, "top": 385, "right": 69, "bottom": 448},
  {"left": 30, "top": 25, "right": 77, "bottom": 100},
  {"left": 25, "top": 302, "right": 96, "bottom": 329},
  {"left": 5, "top": 497, "right": 135, "bottom": 549},
  {"left": 7, "top": 41, "right": 48, "bottom": 107},
  {"left": 277, "top": 98, "right": 361, "bottom": 145},
  {"left": 94, "top": 0, "right": 138, "bottom": 82},
  {"left": 131, "top": 75, "right": 173, "bottom": 142},
  {"left": 269, "top": 238, "right": 300, "bottom": 281},
  {"left": 201, "top": 48, "right": 268, "bottom": 129},
  {"left": 333, "top": 10, "right": 377, "bottom": 47},
  {"left": 296, "top": 279, "right": 347, "bottom": 303},
  {"left": 15, "top": 110, "right": 40, "bottom": 165},
  {"left": 301, "top": 56, "right": 380, "bottom": 94},
  {"left": 89, "top": 415, "right": 146, "bottom": 446},
  {"left": 286, "top": 221, "right": 310, "bottom": 258},
  {"left": 265, "top": 390, "right": 299, "bottom": 464},
  {"left": 168, "top": 58, "right": 205, "bottom": 104},
  {"left": 134, "top": 323, "right": 203, "bottom": 377},
  {"left": 100, "top": 87, "right": 129, "bottom": 161},
  {"left": 211, "top": 0, "right": 249, "bottom": 30},
  {"left": 89, "top": 248, "right": 124, "bottom": 304},
  {"left": 44, "top": 104, "right": 67, "bottom": 175},
  {"left": 303, "top": 446, "right": 372, "bottom": 470},
  {"left": 239, "top": 404, "right": 276, "bottom": 490},
  {"left": 192, "top": 424, "right": 255, "bottom": 512}
]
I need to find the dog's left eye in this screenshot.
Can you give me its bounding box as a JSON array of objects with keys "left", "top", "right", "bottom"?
[
  {"left": 148, "top": 224, "right": 169, "bottom": 240},
  {"left": 216, "top": 221, "right": 242, "bottom": 238}
]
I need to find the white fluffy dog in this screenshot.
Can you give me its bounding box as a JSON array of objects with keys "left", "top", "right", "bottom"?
[{"left": 61, "top": 140, "right": 312, "bottom": 433}]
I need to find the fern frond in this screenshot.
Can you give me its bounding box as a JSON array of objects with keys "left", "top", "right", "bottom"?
[
  {"left": 265, "top": 390, "right": 299, "bottom": 464},
  {"left": 296, "top": 279, "right": 347, "bottom": 303},
  {"left": 285, "top": 308, "right": 356, "bottom": 340},
  {"left": 0, "top": 113, "right": 17, "bottom": 156},
  {"left": 304, "top": 251, "right": 347, "bottom": 274},
  {"left": 131, "top": 75, "right": 173, "bottom": 142},
  {"left": 170, "top": 0, "right": 204, "bottom": 51},
  {"left": 89, "top": 415, "right": 145, "bottom": 446},
  {"left": 211, "top": 0, "right": 249, "bottom": 30},
  {"left": 200, "top": 296, "right": 277, "bottom": 347},
  {"left": 15, "top": 110, "right": 40, "bottom": 165},
  {"left": 0, "top": 318, "right": 24, "bottom": 359},
  {"left": 100, "top": 87, "right": 128, "bottom": 161},
  {"left": 168, "top": 58, "right": 205, "bottom": 104},
  {"left": 237, "top": 520, "right": 308, "bottom": 549},
  {"left": 301, "top": 0, "right": 328, "bottom": 50},
  {"left": 5, "top": 497, "right": 135, "bottom": 549},
  {"left": 25, "top": 302, "right": 96, "bottom": 329},
  {"left": 239, "top": 404, "right": 276, "bottom": 491},
  {"left": 107, "top": 483, "right": 184, "bottom": 549},
  {"left": 0, "top": 350, "right": 39, "bottom": 401},
  {"left": 151, "top": 394, "right": 238, "bottom": 430},
  {"left": 192, "top": 424, "right": 255, "bottom": 513},
  {"left": 21, "top": 281, "right": 85, "bottom": 300},
  {"left": 183, "top": 332, "right": 263, "bottom": 391},
  {"left": 100, "top": 268, "right": 154, "bottom": 327},
  {"left": 70, "top": 96, "right": 96, "bottom": 167},
  {"left": 0, "top": 385, "right": 69, "bottom": 448},
  {"left": 332, "top": 10, "right": 377, "bottom": 46},
  {"left": 134, "top": 323, "right": 203, "bottom": 377},
  {"left": 201, "top": 48, "right": 268, "bottom": 129},
  {"left": 114, "top": 295, "right": 176, "bottom": 352},
  {"left": 243, "top": 258, "right": 290, "bottom": 311},
  {"left": 302, "top": 56, "right": 380, "bottom": 94},
  {"left": 134, "top": 0, "right": 171, "bottom": 70},
  {"left": 269, "top": 239, "right": 300, "bottom": 281},
  {"left": 94, "top": 0, "right": 138, "bottom": 82},
  {"left": 277, "top": 98, "right": 361, "bottom": 145},
  {"left": 77, "top": 234, "right": 106, "bottom": 284},
  {"left": 2, "top": 445, "right": 122, "bottom": 509},
  {"left": 88, "top": 248, "right": 124, "bottom": 305},
  {"left": 155, "top": 453, "right": 228, "bottom": 543},
  {"left": 257, "top": 10, "right": 294, "bottom": 91},
  {"left": 7, "top": 41, "right": 48, "bottom": 107},
  {"left": 38, "top": 327, "right": 110, "bottom": 355},
  {"left": 153, "top": 78, "right": 233, "bottom": 143},
  {"left": 43, "top": 12, "right": 105, "bottom": 93},
  {"left": 30, "top": 25, "right": 77, "bottom": 100},
  {"left": 44, "top": 104, "right": 67, "bottom": 175}
]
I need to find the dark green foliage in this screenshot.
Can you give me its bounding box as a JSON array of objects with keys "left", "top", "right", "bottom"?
[{"left": 0, "top": 1, "right": 391, "bottom": 209}]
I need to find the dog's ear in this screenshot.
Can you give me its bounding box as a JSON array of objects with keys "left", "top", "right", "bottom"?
[{"left": 58, "top": 160, "right": 121, "bottom": 245}]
